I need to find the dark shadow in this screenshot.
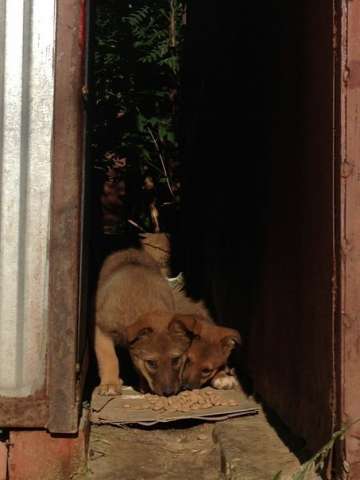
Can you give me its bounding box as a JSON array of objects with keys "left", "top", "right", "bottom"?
[
  {"left": 175, "top": 0, "right": 318, "bottom": 467},
  {"left": 256, "top": 396, "right": 313, "bottom": 465}
]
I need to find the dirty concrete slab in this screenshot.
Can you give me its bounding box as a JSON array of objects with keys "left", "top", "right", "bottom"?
[
  {"left": 73, "top": 386, "right": 321, "bottom": 480},
  {"left": 73, "top": 412, "right": 320, "bottom": 480},
  {"left": 78, "top": 422, "right": 223, "bottom": 480},
  {"left": 214, "top": 414, "right": 304, "bottom": 480}
]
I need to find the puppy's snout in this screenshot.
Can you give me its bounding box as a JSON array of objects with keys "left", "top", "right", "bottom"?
[{"left": 162, "top": 386, "right": 175, "bottom": 397}]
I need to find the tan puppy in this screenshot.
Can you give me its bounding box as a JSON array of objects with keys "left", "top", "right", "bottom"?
[
  {"left": 126, "top": 312, "right": 192, "bottom": 395},
  {"left": 177, "top": 315, "right": 241, "bottom": 390},
  {"left": 95, "top": 248, "right": 192, "bottom": 396}
]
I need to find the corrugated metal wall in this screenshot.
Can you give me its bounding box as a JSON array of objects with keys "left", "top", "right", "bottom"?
[{"left": 0, "top": 0, "right": 56, "bottom": 396}]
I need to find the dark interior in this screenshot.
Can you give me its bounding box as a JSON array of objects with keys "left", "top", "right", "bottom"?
[{"left": 179, "top": 1, "right": 336, "bottom": 454}]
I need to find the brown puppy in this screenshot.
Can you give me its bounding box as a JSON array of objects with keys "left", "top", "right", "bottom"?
[
  {"left": 178, "top": 315, "right": 241, "bottom": 390},
  {"left": 95, "top": 248, "right": 192, "bottom": 396},
  {"left": 126, "top": 312, "right": 192, "bottom": 395}
]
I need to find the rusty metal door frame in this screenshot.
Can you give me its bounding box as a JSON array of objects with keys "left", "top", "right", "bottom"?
[
  {"left": 77, "top": 0, "right": 96, "bottom": 402},
  {"left": 47, "top": 0, "right": 87, "bottom": 434},
  {"left": 337, "top": 0, "right": 360, "bottom": 477}
]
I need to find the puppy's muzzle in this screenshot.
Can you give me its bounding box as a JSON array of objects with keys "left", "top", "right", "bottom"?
[{"left": 162, "top": 386, "right": 176, "bottom": 397}]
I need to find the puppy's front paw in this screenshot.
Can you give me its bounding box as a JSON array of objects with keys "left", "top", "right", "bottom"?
[
  {"left": 96, "top": 379, "right": 123, "bottom": 396},
  {"left": 211, "top": 372, "right": 240, "bottom": 390}
]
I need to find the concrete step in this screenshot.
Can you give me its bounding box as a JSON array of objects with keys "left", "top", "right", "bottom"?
[{"left": 73, "top": 393, "right": 321, "bottom": 480}]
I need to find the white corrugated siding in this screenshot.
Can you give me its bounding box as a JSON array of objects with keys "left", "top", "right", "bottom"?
[{"left": 0, "top": 0, "right": 56, "bottom": 396}]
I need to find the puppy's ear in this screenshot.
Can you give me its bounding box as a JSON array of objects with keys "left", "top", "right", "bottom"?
[
  {"left": 220, "top": 327, "right": 241, "bottom": 356},
  {"left": 168, "top": 314, "right": 204, "bottom": 337},
  {"left": 126, "top": 319, "right": 154, "bottom": 346}
]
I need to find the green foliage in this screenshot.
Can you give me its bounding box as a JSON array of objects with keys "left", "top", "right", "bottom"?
[
  {"left": 124, "top": 1, "right": 183, "bottom": 75},
  {"left": 93, "top": 0, "right": 185, "bottom": 209}
]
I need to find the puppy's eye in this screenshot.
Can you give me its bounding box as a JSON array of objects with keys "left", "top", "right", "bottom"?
[
  {"left": 201, "top": 368, "right": 212, "bottom": 376},
  {"left": 171, "top": 356, "right": 182, "bottom": 367},
  {"left": 145, "top": 360, "right": 158, "bottom": 370}
]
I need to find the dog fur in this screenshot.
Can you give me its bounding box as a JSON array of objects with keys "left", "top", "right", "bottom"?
[
  {"left": 178, "top": 314, "right": 241, "bottom": 390},
  {"left": 95, "top": 248, "right": 193, "bottom": 396},
  {"left": 169, "top": 286, "right": 241, "bottom": 390}
]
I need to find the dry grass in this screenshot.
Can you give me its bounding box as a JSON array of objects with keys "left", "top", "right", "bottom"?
[{"left": 273, "top": 418, "right": 360, "bottom": 479}]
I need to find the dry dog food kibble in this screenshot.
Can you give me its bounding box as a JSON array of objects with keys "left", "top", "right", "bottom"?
[{"left": 124, "top": 389, "right": 239, "bottom": 412}]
